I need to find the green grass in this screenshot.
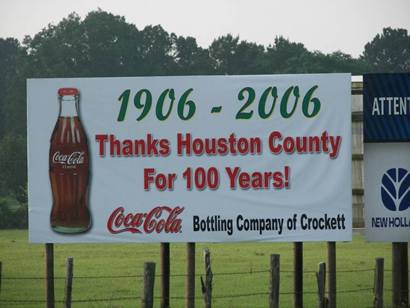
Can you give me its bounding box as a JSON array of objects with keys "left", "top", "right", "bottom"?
[{"left": 0, "top": 230, "right": 404, "bottom": 307}]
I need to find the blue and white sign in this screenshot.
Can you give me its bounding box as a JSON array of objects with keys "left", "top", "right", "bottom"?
[
  {"left": 364, "top": 73, "right": 410, "bottom": 242},
  {"left": 364, "top": 73, "right": 410, "bottom": 142},
  {"left": 364, "top": 144, "right": 410, "bottom": 241}
]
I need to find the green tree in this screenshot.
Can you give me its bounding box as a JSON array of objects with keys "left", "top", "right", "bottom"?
[
  {"left": 362, "top": 27, "right": 410, "bottom": 72},
  {"left": 304, "top": 51, "right": 369, "bottom": 74},
  {"left": 235, "top": 41, "right": 267, "bottom": 74},
  {"left": 82, "top": 10, "right": 144, "bottom": 76},
  {"left": 139, "top": 25, "right": 177, "bottom": 75},
  {"left": 0, "top": 199, "right": 13, "bottom": 228},
  {"left": 0, "top": 134, "right": 26, "bottom": 196},
  {"left": 209, "top": 34, "right": 240, "bottom": 74},
  {"left": 209, "top": 34, "right": 266, "bottom": 74},
  {"left": 0, "top": 38, "right": 20, "bottom": 138},
  {"left": 173, "top": 36, "right": 215, "bottom": 75},
  {"left": 265, "top": 36, "right": 309, "bottom": 73},
  {"left": 24, "top": 11, "right": 145, "bottom": 77},
  {"left": 23, "top": 13, "right": 85, "bottom": 77}
]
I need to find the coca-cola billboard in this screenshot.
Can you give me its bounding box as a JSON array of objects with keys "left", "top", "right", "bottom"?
[{"left": 27, "top": 74, "right": 352, "bottom": 243}]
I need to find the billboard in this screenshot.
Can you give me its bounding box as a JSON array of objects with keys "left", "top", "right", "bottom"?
[
  {"left": 27, "top": 74, "right": 352, "bottom": 243},
  {"left": 364, "top": 73, "right": 410, "bottom": 242}
]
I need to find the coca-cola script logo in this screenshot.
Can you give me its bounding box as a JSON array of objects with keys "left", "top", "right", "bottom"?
[
  {"left": 107, "top": 206, "right": 184, "bottom": 234},
  {"left": 52, "top": 151, "right": 85, "bottom": 165}
]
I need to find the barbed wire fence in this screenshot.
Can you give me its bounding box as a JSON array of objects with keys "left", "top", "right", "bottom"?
[{"left": 0, "top": 264, "right": 407, "bottom": 306}]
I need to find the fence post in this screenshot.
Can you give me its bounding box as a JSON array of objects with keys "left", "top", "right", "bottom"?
[
  {"left": 269, "top": 254, "right": 280, "bottom": 308},
  {"left": 64, "top": 257, "right": 73, "bottom": 308},
  {"left": 316, "top": 262, "right": 327, "bottom": 308},
  {"left": 45, "top": 243, "right": 55, "bottom": 308},
  {"left": 392, "top": 242, "right": 401, "bottom": 307},
  {"left": 294, "top": 242, "right": 303, "bottom": 308},
  {"left": 373, "top": 258, "right": 384, "bottom": 308},
  {"left": 186, "top": 243, "right": 195, "bottom": 308},
  {"left": 327, "top": 242, "right": 336, "bottom": 308},
  {"left": 200, "top": 248, "right": 212, "bottom": 308},
  {"left": 400, "top": 243, "right": 408, "bottom": 307},
  {"left": 0, "top": 261, "right": 2, "bottom": 295},
  {"left": 142, "top": 262, "right": 156, "bottom": 308},
  {"left": 393, "top": 242, "right": 409, "bottom": 308},
  {"left": 160, "top": 243, "right": 170, "bottom": 308}
]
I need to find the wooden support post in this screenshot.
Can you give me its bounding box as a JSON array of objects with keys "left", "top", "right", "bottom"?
[
  {"left": 327, "top": 242, "right": 336, "bottom": 308},
  {"left": 269, "top": 254, "right": 280, "bottom": 308},
  {"left": 64, "top": 257, "right": 73, "bottom": 308},
  {"left": 400, "top": 243, "right": 408, "bottom": 307},
  {"left": 45, "top": 243, "right": 55, "bottom": 308},
  {"left": 316, "top": 262, "right": 327, "bottom": 308},
  {"left": 142, "top": 262, "right": 156, "bottom": 308},
  {"left": 160, "top": 243, "right": 170, "bottom": 308},
  {"left": 393, "top": 242, "right": 400, "bottom": 307},
  {"left": 294, "top": 242, "right": 303, "bottom": 308},
  {"left": 186, "top": 243, "right": 195, "bottom": 308},
  {"left": 200, "top": 248, "right": 212, "bottom": 308},
  {"left": 373, "top": 258, "right": 384, "bottom": 308},
  {"left": 393, "top": 242, "right": 409, "bottom": 308}
]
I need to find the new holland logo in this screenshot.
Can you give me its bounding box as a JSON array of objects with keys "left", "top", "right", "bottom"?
[{"left": 381, "top": 168, "right": 410, "bottom": 212}]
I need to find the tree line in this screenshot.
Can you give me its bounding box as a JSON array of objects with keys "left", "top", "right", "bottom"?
[{"left": 0, "top": 9, "right": 409, "bottom": 228}]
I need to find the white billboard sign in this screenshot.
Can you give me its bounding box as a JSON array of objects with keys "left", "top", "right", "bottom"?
[{"left": 27, "top": 74, "right": 352, "bottom": 243}]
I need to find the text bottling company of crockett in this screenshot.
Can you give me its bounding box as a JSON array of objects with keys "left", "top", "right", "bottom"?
[{"left": 193, "top": 213, "right": 346, "bottom": 236}]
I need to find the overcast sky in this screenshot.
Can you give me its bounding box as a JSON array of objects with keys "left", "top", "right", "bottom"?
[{"left": 0, "top": 0, "right": 409, "bottom": 58}]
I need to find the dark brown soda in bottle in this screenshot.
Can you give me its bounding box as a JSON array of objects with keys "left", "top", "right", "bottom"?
[{"left": 49, "top": 88, "right": 91, "bottom": 233}]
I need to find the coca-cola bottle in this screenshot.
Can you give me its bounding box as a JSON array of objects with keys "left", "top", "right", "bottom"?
[{"left": 49, "top": 88, "right": 91, "bottom": 233}]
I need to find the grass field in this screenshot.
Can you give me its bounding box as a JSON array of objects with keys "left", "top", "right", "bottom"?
[{"left": 0, "top": 230, "right": 404, "bottom": 307}]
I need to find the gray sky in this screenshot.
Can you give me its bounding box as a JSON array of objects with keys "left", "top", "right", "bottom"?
[{"left": 0, "top": 0, "right": 409, "bottom": 57}]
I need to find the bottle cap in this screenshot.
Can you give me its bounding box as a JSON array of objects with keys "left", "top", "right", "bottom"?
[{"left": 58, "top": 88, "right": 79, "bottom": 96}]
